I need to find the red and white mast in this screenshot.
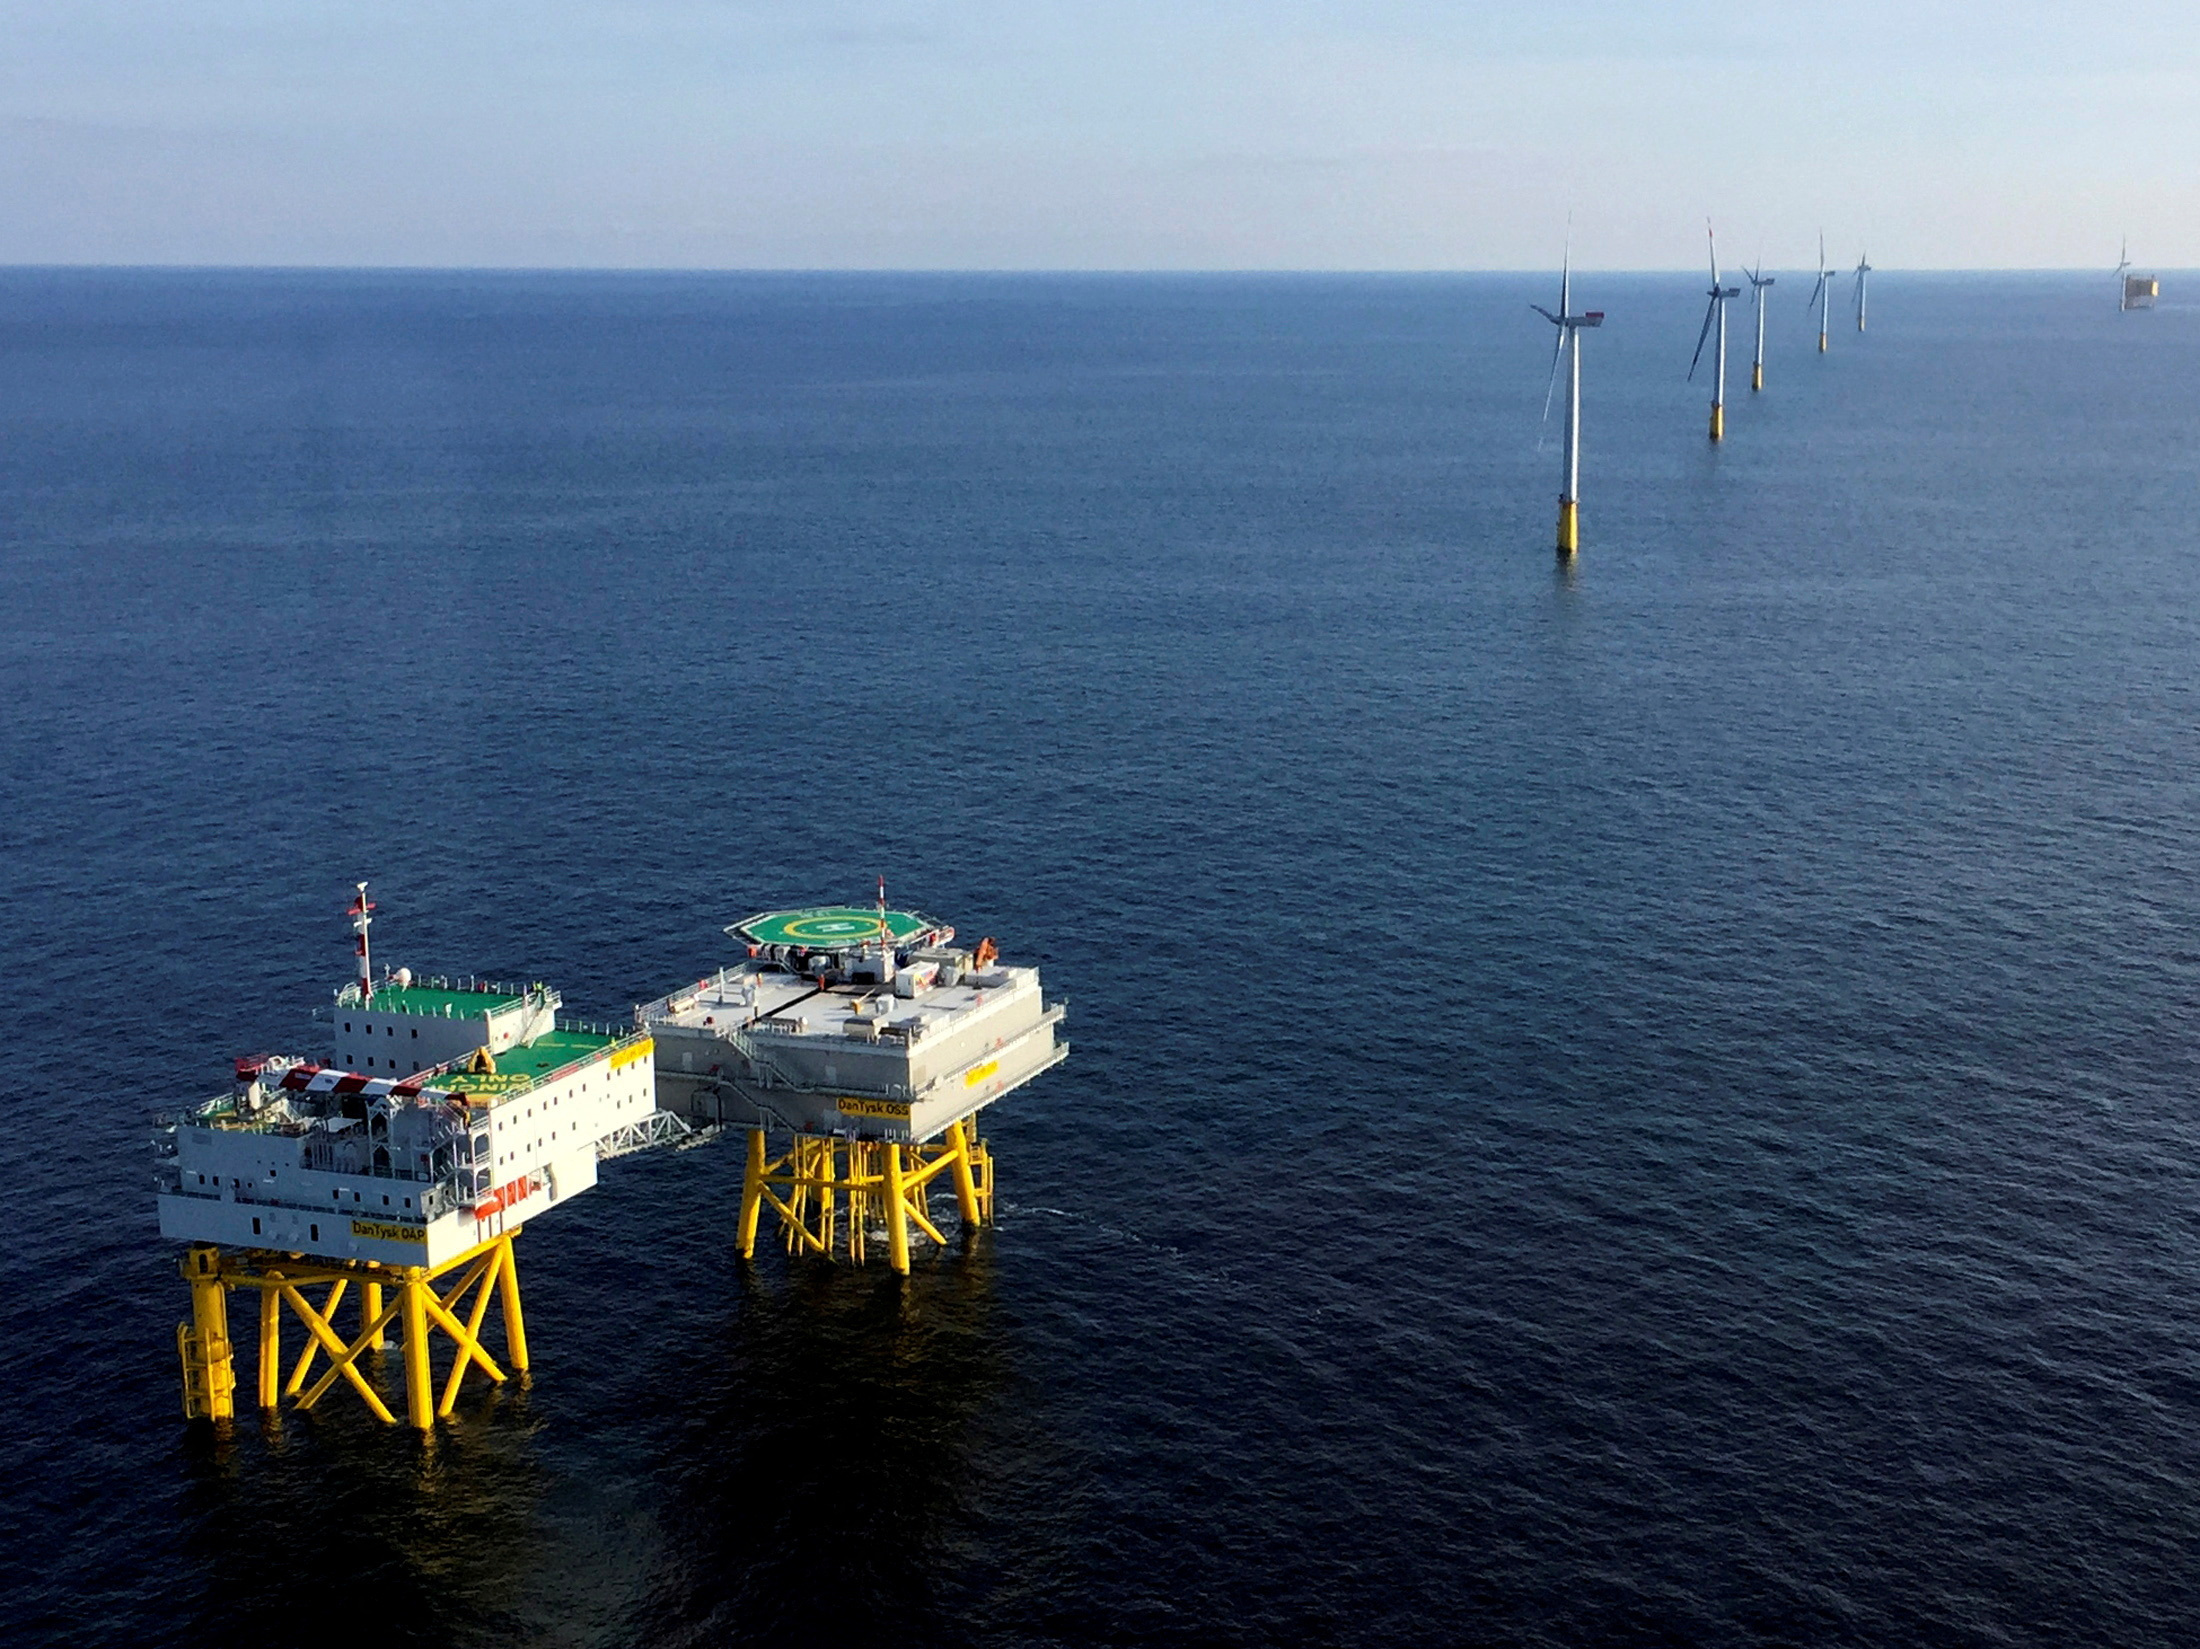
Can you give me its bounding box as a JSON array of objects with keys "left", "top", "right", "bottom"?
[{"left": 349, "top": 881, "right": 376, "bottom": 1002}]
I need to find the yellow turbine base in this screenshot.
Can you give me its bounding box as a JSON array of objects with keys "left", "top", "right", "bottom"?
[
  {"left": 1709, "top": 403, "right": 1724, "bottom": 442},
  {"left": 1819, "top": 333, "right": 1829, "bottom": 353},
  {"left": 737, "top": 1120, "right": 995, "bottom": 1275},
  {"left": 1556, "top": 498, "right": 1578, "bottom": 557},
  {"left": 1751, "top": 363, "right": 1763, "bottom": 392},
  {"left": 175, "top": 1234, "right": 529, "bottom": 1430}
]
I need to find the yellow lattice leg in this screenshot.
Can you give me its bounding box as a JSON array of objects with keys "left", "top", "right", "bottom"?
[
  {"left": 400, "top": 1274, "right": 433, "bottom": 1431},
  {"left": 284, "top": 1278, "right": 347, "bottom": 1396},
  {"left": 287, "top": 1283, "right": 399, "bottom": 1422},
  {"left": 257, "top": 1279, "right": 281, "bottom": 1412},
  {"left": 738, "top": 1128, "right": 766, "bottom": 1259},
  {"left": 948, "top": 1119, "right": 982, "bottom": 1229},
  {"left": 496, "top": 1234, "right": 529, "bottom": 1375},
  {"left": 178, "top": 1245, "right": 234, "bottom": 1422},
  {"left": 882, "top": 1143, "right": 912, "bottom": 1275}
]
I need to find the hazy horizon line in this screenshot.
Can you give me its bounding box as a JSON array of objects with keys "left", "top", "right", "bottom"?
[{"left": 0, "top": 262, "right": 2166, "bottom": 278}]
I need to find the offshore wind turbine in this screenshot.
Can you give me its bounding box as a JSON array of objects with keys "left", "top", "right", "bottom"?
[
  {"left": 1531, "top": 246, "right": 1604, "bottom": 558},
  {"left": 1746, "top": 261, "right": 1776, "bottom": 390},
  {"left": 1853, "top": 250, "right": 1872, "bottom": 332},
  {"left": 1689, "top": 222, "right": 1742, "bottom": 441},
  {"left": 1808, "top": 234, "right": 1834, "bottom": 353},
  {"left": 2114, "top": 239, "right": 2156, "bottom": 310}
]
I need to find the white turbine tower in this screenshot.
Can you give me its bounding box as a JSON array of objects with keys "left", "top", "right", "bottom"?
[
  {"left": 1808, "top": 234, "right": 1835, "bottom": 354},
  {"left": 1853, "top": 250, "right": 1872, "bottom": 332},
  {"left": 1689, "top": 222, "right": 1742, "bottom": 442},
  {"left": 1746, "top": 261, "right": 1776, "bottom": 391},
  {"left": 1531, "top": 246, "right": 1604, "bottom": 558}
]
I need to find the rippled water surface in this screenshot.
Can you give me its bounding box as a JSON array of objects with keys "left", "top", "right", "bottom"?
[{"left": 4, "top": 270, "right": 2199, "bottom": 1647}]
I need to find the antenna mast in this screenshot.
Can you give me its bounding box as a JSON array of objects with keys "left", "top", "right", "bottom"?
[{"left": 349, "top": 881, "right": 376, "bottom": 1003}]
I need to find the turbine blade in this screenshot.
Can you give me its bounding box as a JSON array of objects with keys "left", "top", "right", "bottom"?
[
  {"left": 1540, "top": 327, "right": 1565, "bottom": 423},
  {"left": 1687, "top": 298, "right": 1717, "bottom": 380}
]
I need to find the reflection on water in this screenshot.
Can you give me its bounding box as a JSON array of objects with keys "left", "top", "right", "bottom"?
[
  {"left": 173, "top": 1384, "right": 548, "bottom": 1647},
  {"left": 633, "top": 1240, "right": 1004, "bottom": 1645}
]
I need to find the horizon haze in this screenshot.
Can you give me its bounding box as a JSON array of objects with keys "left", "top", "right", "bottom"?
[{"left": 3, "top": 0, "right": 2195, "bottom": 272}]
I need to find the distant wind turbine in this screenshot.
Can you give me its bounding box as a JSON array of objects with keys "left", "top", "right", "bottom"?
[
  {"left": 1689, "top": 222, "right": 1742, "bottom": 442},
  {"left": 1746, "top": 261, "right": 1776, "bottom": 391},
  {"left": 1531, "top": 244, "right": 1604, "bottom": 558},
  {"left": 2116, "top": 239, "right": 2132, "bottom": 310},
  {"left": 1808, "top": 234, "right": 1834, "bottom": 354},
  {"left": 1853, "top": 250, "right": 1872, "bottom": 332}
]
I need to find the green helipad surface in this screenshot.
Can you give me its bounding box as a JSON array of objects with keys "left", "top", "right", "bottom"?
[
  {"left": 734, "top": 907, "right": 940, "bottom": 948},
  {"left": 352, "top": 985, "right": 524, "bottom": 1018}
]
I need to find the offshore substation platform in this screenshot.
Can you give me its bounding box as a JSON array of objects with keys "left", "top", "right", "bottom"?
[
  {"left": 639, "top": 896, "right": 1067, "bottom": 1272},
  {"left": 154, "top": 884, "right": 1066, "bottom": 1429}
]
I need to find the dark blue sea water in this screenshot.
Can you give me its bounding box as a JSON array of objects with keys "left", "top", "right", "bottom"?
[{"left": 4, "top": 269, "right": 2199, "bottom": 1647}]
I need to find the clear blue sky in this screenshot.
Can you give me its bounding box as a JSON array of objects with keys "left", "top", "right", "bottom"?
[{"left": 2, "top": 0, "right": 2192, "bottom": 269}]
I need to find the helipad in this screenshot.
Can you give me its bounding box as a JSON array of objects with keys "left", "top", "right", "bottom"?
[{"left": 731, "top": 907, "right": 945, "bottom": 949}]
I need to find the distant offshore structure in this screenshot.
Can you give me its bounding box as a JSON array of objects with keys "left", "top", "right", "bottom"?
[
  {"left": 1687, "top": 222, "right": 1741, "bottom": 442},
  {"left": 1523, "top": 226, "right": 1902, "bottom": 555},
  {"left": 1808, "top": 235, "right": 1836, "bottom": 353},
  {"left": 1531, "top": 246, "right": 1603, "bottom": 559},
  {"left": 2116, "top": 240, "right": 2158, "bottom": 311},
  {"left": 1746, "top": 262, "right": 1776, "bottom": 390}
]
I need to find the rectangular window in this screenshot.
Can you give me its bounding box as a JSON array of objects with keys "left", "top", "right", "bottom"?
[
  {"left": 252, "top": 1217, "right": 261, "bottom": 1235},
  {"left": 311, "top": 1224, "right": 319, "bottom": 1241}
]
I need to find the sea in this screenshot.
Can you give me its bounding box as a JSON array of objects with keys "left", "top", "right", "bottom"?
[{"left": 3, "top": 269, "right": 2198, "bottom": 1648}]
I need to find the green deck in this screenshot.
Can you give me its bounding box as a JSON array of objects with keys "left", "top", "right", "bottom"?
[
  {"left": 734, "top": 907, "right": 940, "bottom": 948},
  {"left": 352, "top": 984, "right": 525, "bottom": 1018},
  {"left": 437, "top": 1027, "right": 622, "bottom": 1097}
]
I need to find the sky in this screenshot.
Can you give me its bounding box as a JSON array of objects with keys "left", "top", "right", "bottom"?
[{"left": 1, "top": 0, "right": 2195, "bottom": 270}]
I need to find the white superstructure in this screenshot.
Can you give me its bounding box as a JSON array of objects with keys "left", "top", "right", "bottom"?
[
  {"left": 157, "top": 1026, "right": 661, "bottom": 1270},
  {"left": 156, "top": 889, "right": 674, "bottom": 1270},
  {"left": 639, "top": 904, "right": 1066, "bottom": 1147}
]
